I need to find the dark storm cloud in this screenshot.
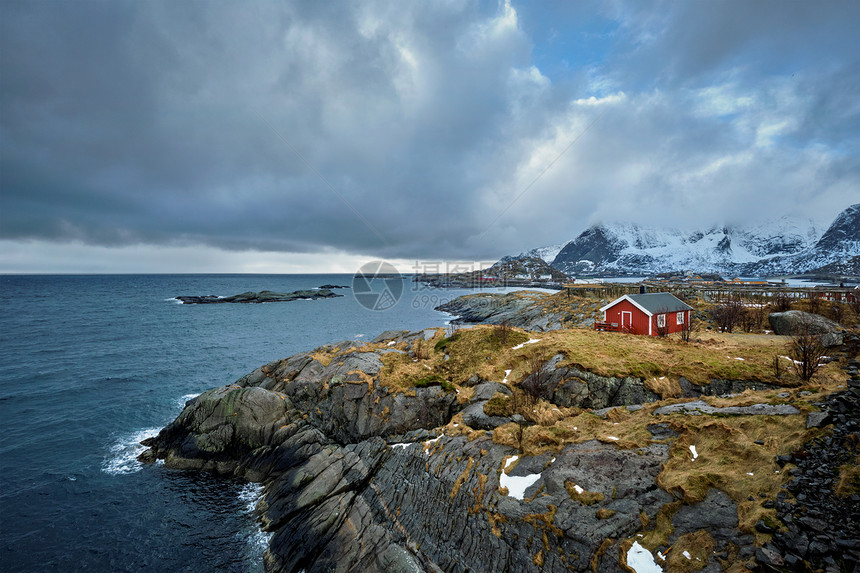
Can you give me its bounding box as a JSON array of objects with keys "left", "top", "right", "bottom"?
[{"left": 1, "top": 0, "right": 858, "bottom": 267}]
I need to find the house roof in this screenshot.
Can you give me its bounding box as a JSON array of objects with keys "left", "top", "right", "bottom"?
[{"left": 599, "top": 293, "right": 693, "bottom": 315}]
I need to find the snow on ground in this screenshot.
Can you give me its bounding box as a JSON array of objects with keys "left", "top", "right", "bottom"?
[
  {"left": 683, "top": 550, "right": 692, "bottom": 560},
  {"left": 503, "top": 369, "right": 512, "bottom": 384},
  {"left": 512, "top": 339, "right": 541, "bottom": 350},
  {"left": 689, "top": 445, "right": 698, "bottom": 461},
  {"left": 499, "top": 472, "right": 542, "bottom": 500},
  {"left": 499, "top": 455, "right": 542, "bottom": 500},
  {"left": 626, "top": 541, "right": 663, "bottom": 572}
]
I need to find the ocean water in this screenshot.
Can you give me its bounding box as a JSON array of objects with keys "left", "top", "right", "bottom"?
[{"left": 0, "top": 274, "right": 500, "bottom": 572}]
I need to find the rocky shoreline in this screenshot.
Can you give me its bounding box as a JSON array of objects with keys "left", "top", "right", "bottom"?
[
  {"left": 435, "top": 291, "right": 600, "bottom": 332},
  {"left": 176, "top": 288, "right": 343, "bottom": 304},
  {"left": 138, "top": 325, "right": 860, "bottom": 572}
]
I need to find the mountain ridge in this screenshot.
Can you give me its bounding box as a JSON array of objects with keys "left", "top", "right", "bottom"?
[{"left": 507, "top": 204, "right": 858, "bottom": 277}]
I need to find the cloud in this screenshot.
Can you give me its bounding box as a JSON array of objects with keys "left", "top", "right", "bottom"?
[{"left": 1, "top": 0, "right": 858, "bottom": 271}]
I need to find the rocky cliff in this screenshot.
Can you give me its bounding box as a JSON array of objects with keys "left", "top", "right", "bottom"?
[{"left": 140, "top": 327, "right": 859, "bottom": 572}]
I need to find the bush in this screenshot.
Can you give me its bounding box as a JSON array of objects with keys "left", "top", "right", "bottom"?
[
  {"left": 434, "top": 334, "right": 458, "bottom": 352},
  {"left": 484, "top": 394, "right": 511, "bottom": 417},
  {"left": 414, "top": 374, "right": 445, "bottom": 388}
]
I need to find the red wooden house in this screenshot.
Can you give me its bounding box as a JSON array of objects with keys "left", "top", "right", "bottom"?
[{"left": 595, "top": 293, "right": 693, "bottom": 336}]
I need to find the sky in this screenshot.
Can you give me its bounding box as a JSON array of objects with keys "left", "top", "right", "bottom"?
[{"left": 1, "top": 0, "right": 858, "bottom": 274}]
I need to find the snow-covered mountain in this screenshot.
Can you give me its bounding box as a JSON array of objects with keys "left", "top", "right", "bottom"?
[
  {"left": 500, "top": 243, "right": 566, "bottom": 265},
  {"left": 510, "top": 205, "right": 859, "bottom": 277}
]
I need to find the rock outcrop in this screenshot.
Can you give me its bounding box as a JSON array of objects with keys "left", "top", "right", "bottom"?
[
  {"left": 521, "top": 353, "right": 660, "bottom": 409},
  {"left": 140, "top": 328, "right": 856, "bottom": 572},
  {"left": 767, "top": 310, "right": 844, "bottom": 347},
  {"left": 435, "top": 292, "right": 597, "bottom": 332}
]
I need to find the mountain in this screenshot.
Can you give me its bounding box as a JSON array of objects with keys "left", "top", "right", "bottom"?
[
  {"left": 514, "top": 204, "right": 859, "bottom": 277},
  {"left": 499, "top": 243, "right": 566, "bottom": 264},
  {"left": 485, "top": 256, "right": 567, "bottom": 281}
]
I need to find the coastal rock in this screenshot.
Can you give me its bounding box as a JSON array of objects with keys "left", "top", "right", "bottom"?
[
  {"left": 521, "top": 354, "right": 660, "bottom": 409},
  {"left": 140, "top": 327, "right": 853, "bottom": 573},
  {"left": 652, "top": 400, "right": 800, "bottom": 416},
  {"left": 436, "top": 292, "right": 570, "bottom": 332},
  {"left": 141, "top": 386, "right": 290, "bottom": 473}
]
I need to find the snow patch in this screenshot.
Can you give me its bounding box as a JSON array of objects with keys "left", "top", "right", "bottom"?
[
  {"left": 627, "top": 541, "right": 663, "bottom": 572},
  {"left": 512, "top": 339, "right": 541, "bottom": 350},
  {"left": 689, "top": 445, "right": 698, "bottom": 461},
  {"left": 499, "top": 471, "right": 542, "bottom": 501}
]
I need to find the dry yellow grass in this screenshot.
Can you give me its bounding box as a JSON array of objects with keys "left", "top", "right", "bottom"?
[{"left": 836, "top": 455, "right": 860, "bottom": 497}]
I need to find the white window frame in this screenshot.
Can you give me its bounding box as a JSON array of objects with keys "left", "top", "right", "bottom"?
[
  {"left": 676, "top": 311, "right": 684, "bottom": 325},
  {"left": 657, "top": 314, "right": 666, "bottom": 328}
]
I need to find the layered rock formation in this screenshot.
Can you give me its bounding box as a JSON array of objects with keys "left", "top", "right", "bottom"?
[
  {"left": 140, "top": 328, "right": 857, "bottom": 572},
  {"left": 435, "top": 291, "right": 600, "bottom": 332}
]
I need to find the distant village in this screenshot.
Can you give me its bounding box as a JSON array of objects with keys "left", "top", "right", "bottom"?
[{"left": 414, "top": 256, "right": 859, "bottom": 305}]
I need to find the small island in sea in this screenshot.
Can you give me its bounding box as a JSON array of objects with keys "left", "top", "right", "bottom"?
[{"left": 176, "top": 289, "right": 343, "bottom": 304}]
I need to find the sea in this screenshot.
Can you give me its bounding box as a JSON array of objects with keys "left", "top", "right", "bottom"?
[{"left": 0, "top": 274, "right": 514, "bottom": 572}]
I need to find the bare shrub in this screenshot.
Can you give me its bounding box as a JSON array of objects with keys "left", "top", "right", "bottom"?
[
  {"left": 710, "top": 297, "right": 744, "bottom": 333},
  {"left": 790, "top": 317, "right": 826, "bottom": 382},
  {"left": 806, "top": 292, "right": 821, "bottom": 315},
  {"left": 447, "top": 322, "right": 459, "bottom": 337},
  {"left": 680, "top": 313, "right": 697, "bottom": 342},
  {"left": 773, "top": 291, "right": 792, "bottom": 312},
  {"left": 494, "top": 320, "right": 511, "bottom": 345},
  {"left": 413, "top": 340, "right": 432, "bottom": 361},
  {"left": 773, "top": 355, "right": 783, "bottom": 380},
  {"left": 829, "top": 303, "right": 845, "bottom": 325},
  {"left": 850, "top": 295, "right": 860, "bottom": 318}
]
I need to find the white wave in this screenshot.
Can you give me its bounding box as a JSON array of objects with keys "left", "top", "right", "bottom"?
[
  {"left": 164, "top": 297, "right": 182, "bottom": 304},
  {"left": 175, "top": 393, "right": 200, "bottom": 408},
  {"left": 238, "top": 482, "right": 266, "bottom": 514},
  {"left": 237, "top": 482, "right": 272, "bottom": 572},
  {"left": 102, "top": 427, "right": 161, "bottom": 475}
]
